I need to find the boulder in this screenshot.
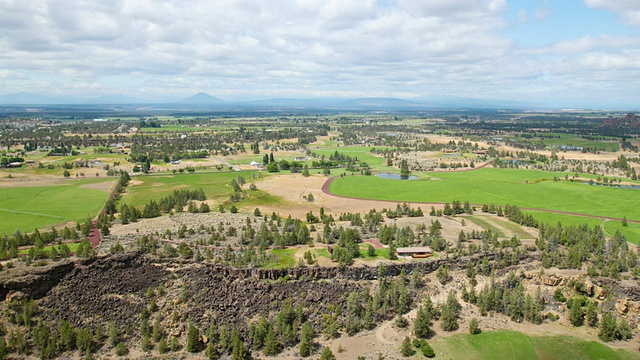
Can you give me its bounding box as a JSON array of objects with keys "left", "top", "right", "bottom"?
[
  {"left": 542, "top": 275, "right": 563, "bottom": 286},
  {"left": 595, "top": 286, "right": 607, "bottom": 300},
  {"left": 616, "top": 299, "right": 629, "bottom": 315},
  {"left": 584, "top": 280, "right": 595, "bottom": 297},
  {"left": 5, "top": 290, "right": 27, "bottom": 303}
]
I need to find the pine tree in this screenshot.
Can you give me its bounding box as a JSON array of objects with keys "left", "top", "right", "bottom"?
[
  {"left": 0, "top": 337, "right": 8, "bottom": 359},
  {"left": 299, "top": 321, "right": 315, "bottom": 357},
  {"left": 187, "top": 321, "right": 201, "bottom": 353},
  {"left": 231, "top": 328, "right": 247, "bottom": 360},
  {"left": 170, "top": 337, "right": 181, "bottom": 352},
  {"left": 157, "top": 338, "right": 167, "bottom": 354},
  {"left": 141, "top": 334, "right": 151, "bottom": 352},
  {"left": 400, "top": 336, "right": 414, "bottom": 357},
  {"left": 218, "top": 325, "right": 230, "bottom": 354},
  {"left": 569, "top": 300, "right": 584, "bottom": 327},
  {"left": 586, "top": 301, "right": 598, "bottom": 328},
  {"left": 424, "top": 296, "right": 435, "bottom": 319},
  {"left": 205, "top": 339, "right": 219, "bottom": 359},
  {"left": 108, "top": 321, "right": 120, "bottom": 346},
  {"left": 414, "top": 306, "right": 430, "bottom": 338},
  {"left": 320, "top": 347, "right": 336, "bottom": 360},
  {"left": 115, "top": 342, "right": 128, "bottom": 356},
  {"left": 152, "top": 318, "right": 164, "bottom": 342},
  {"left": 598, "top": 313, "right": 617, "bottom": 342},
  {"left": 436, "top": 265, "right": 450, "bottom": 284},
  {"left": 618, "top": 318, "right": 633, "bottom": 340},
  {"left": 469, "top": 318, "right": 481, "bottom": 334},
  {"left": 263, "top": 326, "right": 281, "bottom": 356},
  {"left": 441, "top": 306, "right": 458, "bottom": 331}
]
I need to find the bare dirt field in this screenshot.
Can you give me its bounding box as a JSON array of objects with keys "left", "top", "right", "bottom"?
[
  {"left": 0, "top": 177, "right": 114, "bottom": 188},
  {"left": 252, "top": 173, "right": 444, "bottom": 219},
  {"left": 79, "top": 180, "right": 116, "bottom": 192}
]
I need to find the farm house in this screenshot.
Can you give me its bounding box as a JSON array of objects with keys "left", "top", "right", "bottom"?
[{"left": 396, "top": 246, "right": 433, "bottom": 258}]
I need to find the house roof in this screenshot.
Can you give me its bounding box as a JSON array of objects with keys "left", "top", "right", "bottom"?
[{"left": 396, "top": 246, "right": 433, "bottom": 253}]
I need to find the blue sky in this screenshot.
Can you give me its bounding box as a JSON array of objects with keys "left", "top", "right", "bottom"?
[
  {"left": 0, "top": 0, "right": 639, "bottom": 108},
  {"left": 504, "top": 0, "right": 634, "bottom": 46}
]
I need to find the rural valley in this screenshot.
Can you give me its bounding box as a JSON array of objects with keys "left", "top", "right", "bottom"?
[{"left": 1, "top": 109, "right": 640, "bottom": 360}]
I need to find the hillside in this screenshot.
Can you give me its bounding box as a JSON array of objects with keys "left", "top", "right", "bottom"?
[{"left": 602, "top": 113, "right": 640, "bottom": 130}]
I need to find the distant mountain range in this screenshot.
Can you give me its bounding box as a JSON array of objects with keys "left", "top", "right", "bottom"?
[
  {"left": 0, "top": 91, "right": 536, "bottom": 110},
  {"left": 179, "top": 92, "right": 223, "bottom": 104},
  {"left": 601, "top": 113, "right": 640, "bottom": 130},
  {"left": 0, "top": 92, "right": 150, "bottom": 105}
]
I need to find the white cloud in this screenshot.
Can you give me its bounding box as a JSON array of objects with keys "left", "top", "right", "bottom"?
[
  {"left": 518, "top": 9, "right": 529, "bottom": 23},
  {"left": 0, "top": 0, "right": 637, "bottom": 107},
  {"left": 535, "top": 3, "right": 551, "bottom": 21},
  {"left": 0, "top": 0, "right": 517, "bottom": 98},
  {"left": 585, "top": 0, "right": 640, "bottom": 26}
]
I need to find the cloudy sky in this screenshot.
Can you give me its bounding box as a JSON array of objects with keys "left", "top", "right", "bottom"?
[{"left": 1, "top": 0, "right": 639, "bottom": 108}]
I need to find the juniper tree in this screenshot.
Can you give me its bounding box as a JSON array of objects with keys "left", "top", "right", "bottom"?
[
  {"left": 414, "top": 305, "right": 431, "bottom": 338},
  {"left": 585, "top": 301, "right": 598, "bottom": 328},
  {"left": 400, "top": 336, "right": 414, "bottom": 357},
  {"left": 187, "top": 321, "right": 201, "bottom": 353},
  {"left": 320, "top": 347, "right": 336, "bottom": 360}
]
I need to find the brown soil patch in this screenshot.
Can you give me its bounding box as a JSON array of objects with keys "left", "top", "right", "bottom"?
[
  {"left": 79, "top": 180, "right": 116, "bottom": 192},
  {"left": 253, "top": 173, "right": 489, "bottom": 246},
  {"left": 0, "top": 178, "right": 69, "bottom": 188},
  {"left": 253, "top": 173, "right": 427, "bottom": 219}
]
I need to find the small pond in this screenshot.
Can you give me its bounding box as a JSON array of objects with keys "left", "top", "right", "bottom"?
[
  {"left": 583, "top": 182, "right": 640, "bottom": 190},
  {"left": 375, "top": 173, "right": 418, "bottom": 180}
]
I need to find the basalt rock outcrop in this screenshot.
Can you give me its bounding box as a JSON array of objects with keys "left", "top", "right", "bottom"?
[
  {"left": 0, "top": 259, "right": 76, "bottom": 300},
  {"left": 19, "top": 251, "right": 539, "bottom": 335},
  {"left": 40, "top": 252, "right": 170, "bottom": 329}
]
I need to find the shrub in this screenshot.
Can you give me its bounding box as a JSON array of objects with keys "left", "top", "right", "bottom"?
[
  {"left": 469, "top": 318, "right": 481, "bottom": 334},
  {"left": 400, "top": 337, "right": 414, "bottom": 357},
  {"left": 158, "top": 338, "right": 167, "bottom": 354},
  {"left": 115, "top": 342, "right": 128, "bottom": 356},
  {"left": 418, "top": 339, "right": 435, "bottom": 358},
  {"left": 553, "top": 288, "right": 566, "bottom": 302},
  {"left": 320, "top": 347, "right": 336, "bottom": 360}
]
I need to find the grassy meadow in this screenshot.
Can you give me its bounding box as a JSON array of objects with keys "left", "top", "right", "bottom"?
[
  {"left": 328, "top": 168, "right": 640, "bottom": 221},
  {"left": 538, "top": 133, "right": 620, "bottom": 152},
  {"left": 122, "top": 170, "right": 267, "bottom": 208},
  {"left": 0, "top": 178, "right": 115, "bottom": 235},
  {"left": 308, "top": 146, "right": 394, "bottom": 171},
  {"left": 430, "top": 330, "right": 640, "bottom": 360},
  {"left": 18, "top": 242, "right": 83, "bottom": 255},
  {"left": 514, "top": 211, "right": 640, "bottom": 244}
]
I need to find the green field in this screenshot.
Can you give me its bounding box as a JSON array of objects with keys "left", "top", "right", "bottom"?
[
  {"left": 523, "top": 211, "right": 640, "bottom": 244},
  {"left": 18, "top": 242, "right": 82, "bottom": 255},
  {"left": 466, "top": 216, "right": 506, "bottom": 238},
  {"left": 138, "top": 124, "right": 220, "bottom": 132},
  {"left": 538, "top": 133, "right": 620, "bottom": 152},
  {"left": 0, "top": 179, "right": 115, "bottom": 235},
  {"left": 264, "top": 249, "right": 297, "bottom": 269},
  {"left": 122, "top": 170, "right": 265, "bottom": 208},
  {"left": 497, "top": 218, "right": 536, "bottom": 239},
  {"left": 431, "top": 330, "right": 639, "bottom": 360},
  {"left": 329, "top": 168, "right": 640, "bottom": 221},
  {"left": 524, "top": 211, "right": 605, "bottom": 228},
  {"left": 358, "top": 244, "right": 392, "bottom": 260},
  {"left": 308, "top": 146, "right": 393, "bottom": 170},
  {"left": 604, "top": 221, "right": 640, "bottom": 244}
]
